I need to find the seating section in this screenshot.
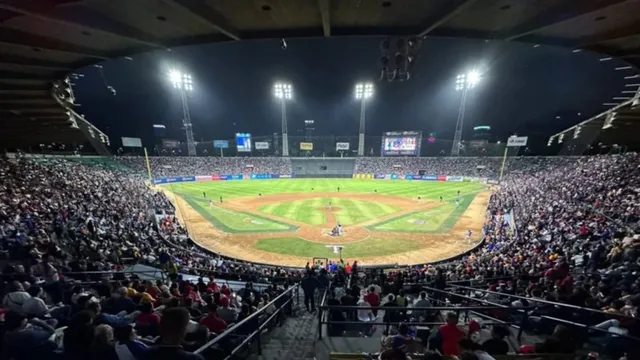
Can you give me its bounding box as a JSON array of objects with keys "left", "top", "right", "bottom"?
[{"left": 0, "top": 154, "right": 639, "bottom": 360}]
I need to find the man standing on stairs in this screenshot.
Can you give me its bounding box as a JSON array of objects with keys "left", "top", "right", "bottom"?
[{"left": 301, "top": 270, "right": 320, "bottom": 312}]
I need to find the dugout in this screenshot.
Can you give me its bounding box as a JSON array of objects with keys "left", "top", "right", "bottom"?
[{"left": 290, "top": 157, "right": 355, "bottom": 178}]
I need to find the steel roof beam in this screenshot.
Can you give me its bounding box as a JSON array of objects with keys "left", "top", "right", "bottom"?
[
  {"left": 0, "top": 0, "right": 165, "bottom": 49},
  {"left": 0, "top": 28, "right": 109, "bottom": 59},
  {"left": 318, "top": 0, "right": 331, "bottom": 37},
  {"left": 168, "top": 0, "right": 240, "bottom": 41},
  {"left": 504, "top": 0, "right": 630, "bottom": 41},
  {"left": 0, "top": 54, "right": 74, "bottom": 71},
  {"left": 419, "top": 0, "right": 479, "bottom": 37}
]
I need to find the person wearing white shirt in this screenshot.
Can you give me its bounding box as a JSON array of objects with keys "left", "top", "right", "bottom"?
[
  {"left": 2, "top": 281, "right": 31, "bottom": 313},
  {"left": 357, "top": 299, "right": 376, "bottom": 337}
]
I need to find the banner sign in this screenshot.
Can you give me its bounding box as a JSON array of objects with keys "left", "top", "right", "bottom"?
[
  {"left": 255, "top": 142, "right": 269, "bottom": 150},
  {"left": 300, "top": 142, "right": 313, "bottom": 151},
  {"left": 195, "top": 176, "right": 211, "bottom": 181},
  {"left": 375, "top": 174, "right": 386, "bottom": 179},
  {"left": 507, "top": 136, "right": 528, "bottom": 147},
  {"left": 280, "top": 174, "right": 293, "bottom": 178},
  {"left": 487, "top": 179, "right": 498, "bottom": 184},
  {"left": 270, "top": 174, "right": 280, "bottom": 179},
  {"left": 153, "top": 176, "right": 196, "bottom": 184},
  {"left": 446, "top": 176, "right": 464, "bottom": 182},
  {"left": 121, "top": 137, "right": 142, "bottom": 147},
  {"left": 423, "top": 175, "right": 437, "bottom": 181},
  {"left": 213, "top": 140, "right": 229, "bottom": 149},
  {"left": 250, "top": 173, "right": 273, "bottom": 179},
  {"left": 336, "top": 142, "right": 350, "bottom": 151},
  {"left": 162, "top": 139, "right": 180, "bottom": 149},
  {"left": 390, "top": 174, "right": 399, "bottom": 180},
  {"left": 437, "top": 175, "right": 447, "bottom": 181},
  {"left": 353, "top": 173, "right": 373, "bottom": 179}
]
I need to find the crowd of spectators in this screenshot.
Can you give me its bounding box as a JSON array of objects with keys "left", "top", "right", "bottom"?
[
  {"left": 117, "top": 156, "right": 292, "bottom": 177},
  {"left": 374, "top": 154, "right": 639, "bottom": 359},
  {"left": 2, "top": 153, "right": 640, "bottom": 359}
]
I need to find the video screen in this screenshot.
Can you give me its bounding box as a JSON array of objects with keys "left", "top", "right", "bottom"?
[
  {"left": 235, "top": 133, "right": 252, "bottom": 152},
  {"left": 381, "top": 131, "right": 422, "bottom": 156}
]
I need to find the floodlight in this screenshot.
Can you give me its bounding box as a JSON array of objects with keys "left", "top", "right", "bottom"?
[
  {"left": 455, "top": 70, "right": 481, "bottom": 91},
  {"left": 169, "top": 69, "right": 193, "bottom": 92},
  {"left": 274, "top": 82, "right": 292, "bottom": 100},
  {"left": 355, "top": 82, "right": 374, "bottom": 99}
]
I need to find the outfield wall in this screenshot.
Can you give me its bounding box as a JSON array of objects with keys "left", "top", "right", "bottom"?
[{"left": 152, "top": 173, "right": 489, "bottom": 184}]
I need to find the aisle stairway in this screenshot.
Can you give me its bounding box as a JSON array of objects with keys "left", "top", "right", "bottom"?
[{"left": 257, "top": 307, "right": 318, "bottom": 360}]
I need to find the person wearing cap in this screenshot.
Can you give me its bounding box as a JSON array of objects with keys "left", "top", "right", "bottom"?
[
  {"left": 1, "top": 311, "right": 59, "bottom": 360},
  {"left": 217, "top": 295, "right": 238, "bottom": 323},
  {"left": 438, "top": 312, "right": 466, "bottom": 356}
]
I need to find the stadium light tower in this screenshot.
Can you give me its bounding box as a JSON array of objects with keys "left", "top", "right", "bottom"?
[
  {"left": 273, "top": 82, "right": 292, "bottom": 156},
  {"left": 355, "top": 82, "right": 374, "bottom": 156},
  {"left": 168, "top": 69, "right": 196, "bottom": 156},
  {"left": 451, "top": 70, "right": 480, "bottom": 156}
]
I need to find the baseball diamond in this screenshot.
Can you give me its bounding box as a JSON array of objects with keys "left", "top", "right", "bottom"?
[{"left": 158, "top": 179, "right": 489, "bottom": 267}]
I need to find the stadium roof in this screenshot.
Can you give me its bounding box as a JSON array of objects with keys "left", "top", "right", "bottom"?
[{"left": 2, "top": 0, "right": 640, "bottom": 149}]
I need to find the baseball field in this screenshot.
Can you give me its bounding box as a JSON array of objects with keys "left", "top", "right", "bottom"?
[{"left": 160, "top": 179, "right": 490, "bottom": 267}]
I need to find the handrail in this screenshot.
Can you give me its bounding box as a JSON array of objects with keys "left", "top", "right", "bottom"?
[
  {"left": 194, "top": 283, "right": 299, "bottom": 355},
  {"left": 449, "top": 284, "right": 638, "bottom": 320}
]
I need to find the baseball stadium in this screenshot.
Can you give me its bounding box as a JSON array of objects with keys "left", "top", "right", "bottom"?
[{"left": 2, "top": 1, "right": 640, "bottom": 360}]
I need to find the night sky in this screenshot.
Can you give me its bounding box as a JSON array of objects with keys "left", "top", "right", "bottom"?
[{"left": 71, "top": 36, "right": 629, "bottom": 149}]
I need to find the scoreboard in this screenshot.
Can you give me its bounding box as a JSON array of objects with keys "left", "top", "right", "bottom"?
[{"left": 381, "top": 131, "right": 422, "bottom": 156}]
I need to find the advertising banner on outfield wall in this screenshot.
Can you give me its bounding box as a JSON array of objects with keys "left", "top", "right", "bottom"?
[
  {"left": 300, "top": 142, "right": 313, "bottom": 151},
  {"left": 195, "top": 176, "right": 211, "bottom": 181},
  {"left": 255, "top": 142, "right": 269, "bottom": 150},
  {"left": 446, "top": 176, "right": 464, "bottom": 182},
  {"left": 437, "top": 175, "right": 446, "bottom": 181},
  {"left": 390, "top": 174, "right": 399, "bottom": 180},
  {"left": 375, "top": 174, "right": 386, "bottom": 179},
  {"left": 336, "top": 142, "right": 350, "bottom": 151},
  {"left": 353, "top": 173, "right": 373, "bottom": 179},
  {"left": 422, "top": 175, "right": 437, "bottom": 180},
  {"left": 280, "top": 174, "right": 295, "bottom": 178}
]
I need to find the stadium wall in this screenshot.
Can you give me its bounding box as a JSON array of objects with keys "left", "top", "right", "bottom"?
[{"left": 290, "top": 158, "right": 355, "bottom": 178}]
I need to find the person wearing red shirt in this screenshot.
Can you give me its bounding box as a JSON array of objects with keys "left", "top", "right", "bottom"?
[
  {"left": 207, "top": 277, "right": 219, "bottom": 293},
  {"left": 439, "top": 312, "right": 466, "bottom": 356},
  {"left": 363, "top": 286, "right": 380, "bottom": 316},
  {"left": 200, "top": 303, "right": 227, "bottom": 334},
  {"left": 221, "top": 285, "right": 231, "bottom": 297}
]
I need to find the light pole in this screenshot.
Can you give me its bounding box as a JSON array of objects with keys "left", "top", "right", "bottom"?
[
  {"left": 355, "top": 82, "right": 374, "bottom": 156},
  {"left": 273, "top": 82, "right": 292, "bottom": 156},
  {"left": 451, "top": 70, "right": 480, "bottom": 156},
  {"left": 168, "top": 69, "right": 196, "bottom": 156}
]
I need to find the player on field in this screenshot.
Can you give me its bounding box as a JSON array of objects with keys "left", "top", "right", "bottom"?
[
  {"left": 457, "top": 190, "right": 461, "bottom": 196},
  {"left": 328, "top": 201, "right": 332, "bottom": 210},
  {"left": 465, "top": 229, "right": 472, "bottom": 244},
  {"left": 439, "top": 195, "right": 443, "bottom": 202},
  {"left": 203, "top": 191, "right": 206, "bottom": 198},
  {"left": 455, "top": 199, "right": 460, "bottom": 207},
  {"left": 209, "top": 199, "right": 214, "bottom": 207},
  {"left": 219, "top": 196, "right": 223, "bottom": 203}
]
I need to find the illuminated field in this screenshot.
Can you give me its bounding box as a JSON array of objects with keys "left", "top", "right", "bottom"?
[{"left": 162, "top": 179, "right": 490, "bottom": 266}]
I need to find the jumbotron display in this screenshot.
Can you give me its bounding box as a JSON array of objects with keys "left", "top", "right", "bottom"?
[{"left": 381, "top": 131, "right": 422, "bottom": 156}]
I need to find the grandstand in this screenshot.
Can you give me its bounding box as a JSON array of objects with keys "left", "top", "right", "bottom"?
[{"left": 2, "top": 1, "right": 640, "bottom": 360}]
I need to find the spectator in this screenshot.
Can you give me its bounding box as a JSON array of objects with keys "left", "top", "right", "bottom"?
[
  {"left": 146, "top": 307, "right": 205, "bottom": 360},
  {"left": 200, "top": 303, "right": 227, "bottom": 334},
  {"left": 217, "top": 296, "right": 238, "bottom": 323},
  {"left": 1, "top": 311, "right": 58, "bottom": 360},
  {"left": 114, "top": 325, "right": 149, "bottom": 360},
  {"left": 64, "top": 311, "right": 96, "bottom": 359},
  {"left": 92, "top": 324, "right": 118, "bottom": 360},
  {"left": 2, "top": 281, "right": 31, "bottom": 313},
  {"left": 439, "top": 312, "right": 466, "bottom": 356},
  {"left": 481, "top": 325, "right": 510, "bottom": 355}
]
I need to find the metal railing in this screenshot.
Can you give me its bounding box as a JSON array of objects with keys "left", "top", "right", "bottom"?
[
  {"left": 194, "top": 283, "right": 300, "bottom": 359},
  {"left": 448, "top": 284, "right": 640, "bottom": 343}
]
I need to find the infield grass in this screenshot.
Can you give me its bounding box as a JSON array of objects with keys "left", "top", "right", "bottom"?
[
  {"left": 259, "top": 197, "right": 400, "bottom": 225},
  {"left": 254, "top": 237, "right": 422, "bottom": 258}
]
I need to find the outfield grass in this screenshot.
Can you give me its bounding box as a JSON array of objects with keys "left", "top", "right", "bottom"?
[
  {"left": 259, "top": 197, "right": 399, "bottom": 225},
  {"left": 168, "top": 179, "right": 485, "bottom": 201},
  {"left": 369, "top": 192, "right": 477, "bottom": 233},
  {"left": 253, "top": 237, "right": 423, "bottom": 257},
  {"left": 180, "top": 195, "right": 297, "bottom": 233}
]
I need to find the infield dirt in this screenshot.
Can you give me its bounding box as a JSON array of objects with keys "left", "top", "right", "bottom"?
[{"left": 161, "top": 190, "right": 491, "bottom": 267}]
